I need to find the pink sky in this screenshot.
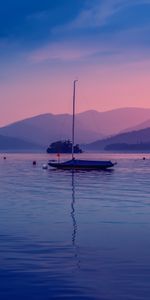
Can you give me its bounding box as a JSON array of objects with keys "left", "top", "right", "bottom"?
[{"left": 1, "top": 58, "right": 150, "bottom": 126}]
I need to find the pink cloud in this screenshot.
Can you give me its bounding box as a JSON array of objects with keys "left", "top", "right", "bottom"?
[{"left": 28, "top": 41, "right": 106, "bottom": 63}]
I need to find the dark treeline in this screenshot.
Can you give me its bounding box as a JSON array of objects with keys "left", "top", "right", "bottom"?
[{"left": 105, "top": 142, "right": 150, "bottom": 151}]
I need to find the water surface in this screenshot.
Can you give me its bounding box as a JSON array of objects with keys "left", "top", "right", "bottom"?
[{"left": 0, "top": 152, "right": 150, "bottom": 299}]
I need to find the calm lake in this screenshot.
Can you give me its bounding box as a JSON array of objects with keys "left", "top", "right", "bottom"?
[{"left": 0, "top": 152, "right": 150, "bottom": 300}]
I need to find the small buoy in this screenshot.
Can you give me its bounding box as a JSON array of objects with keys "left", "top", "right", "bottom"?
[
  {"left": 42, "top": 164, "right": 48, "bottom": 170},
  {"left": 143, "top": 157, "right": 146, "bottom": 160},
  {"left": 33, "top": 160, "right": 36, "bottom": 165}
]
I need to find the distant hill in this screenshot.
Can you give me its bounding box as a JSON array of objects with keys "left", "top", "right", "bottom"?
[
  {"left": 0, "top": 113, "right": 103, "bottom": 146},
  {"left": 0, "top": 134, "right": 41, "bottom": 151},
  {"left": 122, "top": 118, "right": 150, "bottom": 133},
  {"left": 1, "top": 107, "right": 150, "bottom": 147},
  {"left": 86, "top": 127, "right": 150, "bottom": 151},
  {"left": 77, "top": 107, "right": 150, "bottom": 136},
  {"left": 105, "top": 142, "right": 150, "bottom": 151}
]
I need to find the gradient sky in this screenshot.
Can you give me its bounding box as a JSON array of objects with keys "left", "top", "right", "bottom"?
[{"left": 1, "top": 0, "right": 150, "bottom": 125}]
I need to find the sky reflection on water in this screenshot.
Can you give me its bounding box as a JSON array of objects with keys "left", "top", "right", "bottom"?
[{"left": 0, "top": 153, "right": 150, "bottom": 299}]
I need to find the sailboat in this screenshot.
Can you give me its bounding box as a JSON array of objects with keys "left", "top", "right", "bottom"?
[{"left": 48, "top": 80, "right": 116, "bottom": 170}]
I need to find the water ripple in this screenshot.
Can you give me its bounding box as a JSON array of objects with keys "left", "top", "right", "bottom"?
[{"left": 0, "top": 153, "right": 150, "bottom": 299}]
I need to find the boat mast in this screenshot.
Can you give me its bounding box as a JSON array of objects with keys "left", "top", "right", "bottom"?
[{"left": 72, "top": 80, "right": 78, "bottom": 159}]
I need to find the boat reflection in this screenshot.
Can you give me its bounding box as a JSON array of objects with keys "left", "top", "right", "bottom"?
[
  {"left": 70, "top": 171, "right": 80, "bottom": 269},
  {"left": 71, "top": 171, "right": 77, "bottom": 246}
]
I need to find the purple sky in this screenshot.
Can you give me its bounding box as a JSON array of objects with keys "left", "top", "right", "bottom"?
[{"left": 1, "top": 0, "right": 150, "bottom": 125}]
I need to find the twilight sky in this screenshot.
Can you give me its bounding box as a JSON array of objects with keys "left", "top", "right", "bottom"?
[{"left": 1, "top": 0, "right": 150, "bottom": 125}]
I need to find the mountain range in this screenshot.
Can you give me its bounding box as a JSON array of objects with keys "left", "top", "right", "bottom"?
[
  {"left": 0, "top": 134, "right": 42, "bottom": 151},
  {"left": 77, "top": 107, "right": 150, "bottom": 136},
  {"left": 121, "top": 118, "right": 150, "bottom": 133},
  {"left": 1, "top": 107, "right": 150, "bottom": 151},
  {"left": 0, "top": 113, "right": 103, "bottom": 147},
  {"left": 86, "top": 127, "right": 150, "bottom": 151}
]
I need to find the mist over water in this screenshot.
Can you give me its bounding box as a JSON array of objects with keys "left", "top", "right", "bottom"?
[{"left": 0, "top": 153, "right": 150, "bottom": 300}]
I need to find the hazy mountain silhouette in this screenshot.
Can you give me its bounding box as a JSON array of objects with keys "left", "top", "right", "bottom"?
[
  {"left": 1, "top": 108, "right": 150, "bottom": 148},
  {"left": 0, "top": 134, "right": 41, "bottom": 151},
  {"left": 86, "top": 127, "right": 150, "bottom": 151},
  {"left": 0, "top": 113, "right": 104, "bottom": 146},
  {"left": 121, "top": 118, "right": 150, "bottom": 133},
  {"left": 77, "top": 107, "right": 150, "bottom": 136}
]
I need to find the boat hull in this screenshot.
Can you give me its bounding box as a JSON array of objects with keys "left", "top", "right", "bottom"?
[{"left": 48, "top": 159, "right": 116, "bottom": 170}]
